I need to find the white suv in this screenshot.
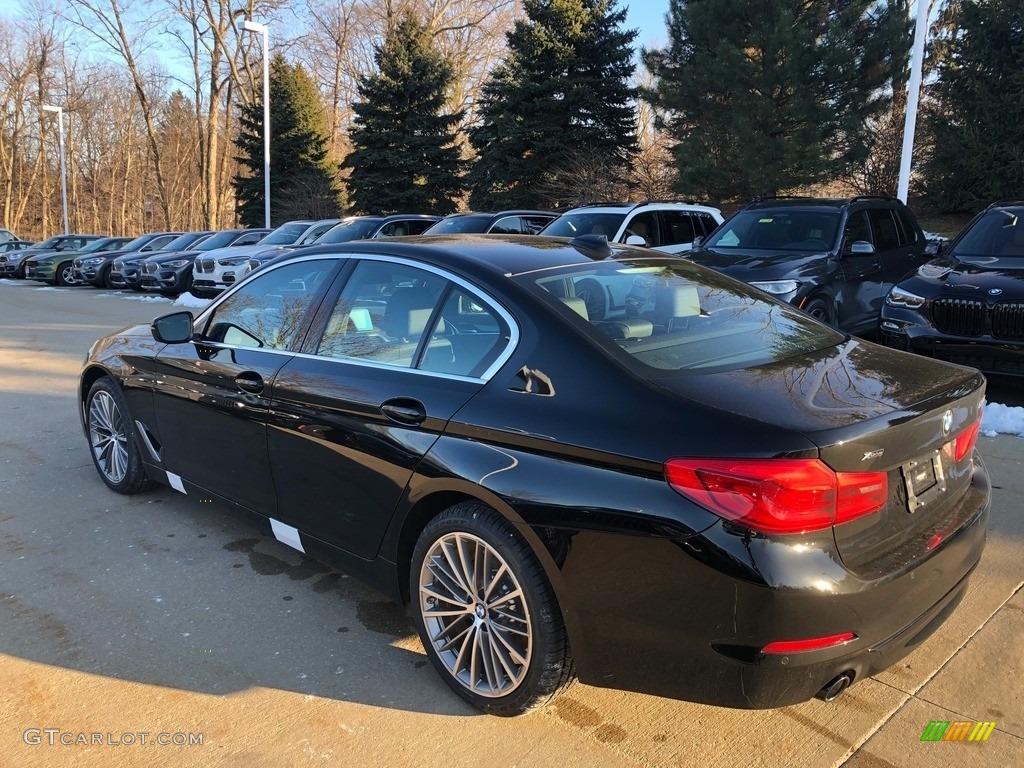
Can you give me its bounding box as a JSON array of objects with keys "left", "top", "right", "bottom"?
[{"left": 539, "top": 201, "right": 724, "bottom": 254}]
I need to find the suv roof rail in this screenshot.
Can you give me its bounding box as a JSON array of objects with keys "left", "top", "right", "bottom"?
[
  {"left": 988, "top": 199, "right": 1024, "bottom": 208},
  {"left": 755, "top": 195, "right": 820, "bottom": 201},
  {"left": 574, "top": 202, "right": 634, "bottom": 209},
  {"left": 850, "top": 195, "right": 899, "bottom": 203},
  {"left": 632, "top": 199, "right": 713, "bottom": 207}
]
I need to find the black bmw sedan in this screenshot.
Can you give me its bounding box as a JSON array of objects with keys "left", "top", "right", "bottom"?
[
  {"left": 880, "top": 200, "right": 1024, "bottom": 376},
  {"left": 79, "top": 235, "right": 989, "bottom": 715}
]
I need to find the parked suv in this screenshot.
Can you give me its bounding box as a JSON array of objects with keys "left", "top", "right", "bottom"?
[
  {"left": 540, "top": 201, "right": 724, "bottom": 254},
  {"left": 138, "top": 228, "right": 270, "bottom": 295},
  {"left": 423, "top": 210, "right": 557, "bottom": 235},
  {"left": 0, "top": 234, "right": 105, "bottom": 278},
  {"left": 25, "top": 236, "right": 133, "bottom": 285},
  {"left": 880, "top": 200, "right": 1024, "bottom": 376},
  {"left": 75, "top": 232, "right": 182, "bottom": 287},
  {"left": 687, "top": 196, "right": 931, "bottom": 335}
]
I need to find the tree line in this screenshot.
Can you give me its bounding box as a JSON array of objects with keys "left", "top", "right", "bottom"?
[{"left": 1, "top": 0, "right": 1020, "bottom": 240}]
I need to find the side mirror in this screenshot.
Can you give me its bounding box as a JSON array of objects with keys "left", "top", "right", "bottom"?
[
  {"left": 924, "top": 241, "right": 943, "bottom": 256},
  {"left": 848, "top": 240, "right": 876, "bottom": 255},
  {"left": 692, "top": 236, "right": 704, "bottom": 248},
  {"left": 151, "top": 311, "right": 194, "bottom": 344},
  {"left": 625, "top": 235, "right": 647, "bottom": 246}
]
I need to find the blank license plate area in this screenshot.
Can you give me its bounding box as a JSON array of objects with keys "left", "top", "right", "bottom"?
[{"left": 902, "top": 454, "right": 946, "bottom": 513}]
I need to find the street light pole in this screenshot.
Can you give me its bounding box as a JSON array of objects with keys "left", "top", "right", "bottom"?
[
  {"left": 897, "top": 1, "right": 931, "bottom": 203},
  {"left": 41, "top": 104, "right": 69, "bottom": 234},
  {"left": 239, "top": 19, "right": 271, "bottom": 229}
]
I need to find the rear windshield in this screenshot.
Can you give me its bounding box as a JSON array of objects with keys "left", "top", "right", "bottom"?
[
  {"left": 950, "top": 208, "right": 1024, "bottom": 263},
  {"left": 424, "top": 215, "right": 493, "bottom": 234},
  {"left": 704, "top": 210, "right": 841, "bottom": 251},
  {"left": 540, "top": 213, "right": 627, "bottom": 239},
  {"left": 517, "top": 259, "right": 842, "bottom": 373}
]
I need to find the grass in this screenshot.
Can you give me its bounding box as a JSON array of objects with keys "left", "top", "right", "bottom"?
[{"left": 911, "top": 211, "right": 975, "bottom": 240}]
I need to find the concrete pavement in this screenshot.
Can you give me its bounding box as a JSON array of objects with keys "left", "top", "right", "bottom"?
[{"left": 0, "top": 280, "right": 1020, "bottom": 768}]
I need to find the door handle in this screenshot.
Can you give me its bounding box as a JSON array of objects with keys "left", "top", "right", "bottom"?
[
  {"left": 235, "top": 371, "right": 265, "bottom": 394},
  {"left": 380, "top": 398, "right": 426, "bottom": 425}
]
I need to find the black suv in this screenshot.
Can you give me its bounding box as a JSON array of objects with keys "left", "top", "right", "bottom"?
[{"left": 687, "top": 196, "right": 932, "bottom": 335}]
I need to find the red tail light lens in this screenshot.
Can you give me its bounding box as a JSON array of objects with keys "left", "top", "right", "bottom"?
[
  {"left": 665, "top": 458, "right": 887, "bottom": 535},
  {"left": 762, "top": 632, "right": 856, "bottom": 654},
  {"left": 954, "top": 420, "right": 981, "bottom": 462}
]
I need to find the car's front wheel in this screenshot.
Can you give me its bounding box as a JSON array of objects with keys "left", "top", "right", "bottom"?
[
  {"left": 804, "top": 295, "right": 836, "bottom": 327},
  {"left": 55, "top": 261, "right": 75, "bottom": 286},
  {"left": 411, "top": 502, "right": 575, "bottom": 716},
  {"left": 85, "top": 377, "right": 155, "bottom": 494}
]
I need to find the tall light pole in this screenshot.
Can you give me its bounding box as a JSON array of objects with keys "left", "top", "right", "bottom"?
[
  {"left": 239, "top": 19, "right": 271, "bottom": 228},
  {"left": 897, "top": 1, "right": 932, "bottom": 203},
  {"left": 41, "top": 104, "right": 69, "bottom": 234}
]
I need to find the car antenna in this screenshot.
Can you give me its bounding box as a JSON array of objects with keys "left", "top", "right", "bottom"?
[{"left": 569, "top": 234, "right": 613, "bottom": 260}]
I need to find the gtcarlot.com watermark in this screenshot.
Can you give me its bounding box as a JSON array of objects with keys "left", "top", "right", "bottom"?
[{"left": 23, "top": 729, "right": 203, "bottom": 747}]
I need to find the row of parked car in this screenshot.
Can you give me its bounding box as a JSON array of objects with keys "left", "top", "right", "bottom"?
[{"left": 4, "top": 195, "right": 1022, "bottom": 378}]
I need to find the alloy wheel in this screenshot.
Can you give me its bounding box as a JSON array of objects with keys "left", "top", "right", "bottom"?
[
  {"left": 418, "top": 532, "right": 533, "bottom": 698},
  {"left": 88, "top": 390, "right": 129, "bottom": 484}
]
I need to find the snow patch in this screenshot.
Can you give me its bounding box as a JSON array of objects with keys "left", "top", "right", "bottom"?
[
  {"left": 0, "top": 278, "right": 32, "bottom": 286},
  {"left": 981, "top": 401, "right": 1024, "bottom": 438},
  {"left": 172, "top": 291, "right": 211, "bottom": 309},
  {"left": 922, "top": 231, "right": 950, "bottom": 242},
  {"left": 118, "top": 294, "right": 172, "bottom": 303}
]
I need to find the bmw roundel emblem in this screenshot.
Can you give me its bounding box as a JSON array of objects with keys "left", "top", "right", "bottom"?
[
  {"left": 942, "top": 410, "right": 953, "bottom": 435},
  {"left": 989, "top": 288, "right": 1003, "bottom": 296}
]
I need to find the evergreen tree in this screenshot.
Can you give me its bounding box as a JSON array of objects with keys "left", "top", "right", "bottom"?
[
  {"left": 643, "top": 0, "right": 908, "bottom": 202},
  {"left": 922, "top": 0, "right": 1024, "bottom": 211},
  {"left": 343, "top": 13, "right": 464, "bottom": 215},
  {"left": 468, "top": 0, "right": 638, "bottom": 210},
  {"left": 234, "top": 53, "right": 340, "bottom": 226}
]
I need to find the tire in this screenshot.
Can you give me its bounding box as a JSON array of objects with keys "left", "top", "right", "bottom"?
[
  {"left": 55, "top": 261, "right": 75, "bottom": 286},
  {"left": 102, "top": 267, "right": 116, "bottom": 289},
  {"left": 804, "top": 296, "right": 836, "bottom": 327},
  {"left": 411, "top": 502, "right": 575, "bottom": 716},
  {"left": 85, "top": 377, "right": 156, "bottom": 494}
]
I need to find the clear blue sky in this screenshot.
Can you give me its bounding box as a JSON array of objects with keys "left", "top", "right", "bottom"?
[{"left": 624, "top": 0, "right": 671, "bottom": 53}]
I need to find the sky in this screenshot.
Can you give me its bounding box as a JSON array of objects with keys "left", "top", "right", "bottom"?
[{"left": 624, "top": 0, "right": 671, "bottom": 53}]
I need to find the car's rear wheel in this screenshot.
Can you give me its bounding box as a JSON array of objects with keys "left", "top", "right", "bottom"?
[
  {"left": 85, "top": 377, "right": 155, "bottom": 494},
  {"left": 804, "top": 296, "right": 836, "bottom": 327},
  {"left": 411, "top": 502, "right": 575, "bottom": 716},
  {"left": 55, "top": 261, "right": 75, "bottom": 286}
]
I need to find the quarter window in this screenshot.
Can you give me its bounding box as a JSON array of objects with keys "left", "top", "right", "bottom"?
[{"left": 203, "top": 259, "right": 336, "bottom": 351}]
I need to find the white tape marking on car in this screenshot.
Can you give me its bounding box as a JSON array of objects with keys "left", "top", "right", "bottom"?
[
  {"left": 166, "top": 471, "right": 186, "bottom": 494},
  {"left": 270, "top": 518, "right": 306, "bottom": 554}
]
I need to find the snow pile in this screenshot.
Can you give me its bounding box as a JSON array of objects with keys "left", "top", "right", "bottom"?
[
  {"left": 922, "top": 231, "right": 950, "bottom": 242},
  {"left": 173, "top": 292, "right": 211, "bottom": 309},
  {"left": 0, "top": 278, "right": 32, "bottom": 286},
  {"left": 981, "top": 401, "right": 1024, "bottom": 438},
  {"left": 117, "top": 293, "right": 172, "bottom": 303}
]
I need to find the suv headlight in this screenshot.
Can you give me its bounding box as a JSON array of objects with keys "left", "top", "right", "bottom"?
[
  {"left": 886, "top": 286, "right": 926, "bottom": 309},
  {"left": 163, "top": 259, "right": 189, "bottom": 268},
  {"left": 750, "top": 280, "right": 799, "bottom": 295},
  {"left": 81, "top": 256, "right": 105, "bottom": 265},
  {"left": 217, "top": 255, "right": 250, "bottom": 266}
]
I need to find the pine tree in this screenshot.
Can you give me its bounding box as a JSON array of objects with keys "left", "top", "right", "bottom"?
[
  {"left": 468, "top": 0, "right": 639, "bottom": 210},
  {"left": 643, "top": 0, "right": 908, "bottom": 203},
  {"left": 233, "top": 53, "right": 341, "bottom": 226},
  {"left": 343, "top": 13, "right": 465, "bottom": 215},
  {"left": 922, "top": 0, "right": 1024, "bottom": 211}
]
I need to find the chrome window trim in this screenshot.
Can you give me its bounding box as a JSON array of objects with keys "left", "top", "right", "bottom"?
[{"left": 192, "top": 251, "right": 520, "bottom": 383}]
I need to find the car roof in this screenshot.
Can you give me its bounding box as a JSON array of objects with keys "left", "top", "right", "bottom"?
[
  {"left": 562, "top": 201, "right": 722, "bottom": 215},
  {"left": 743, "top": 196, "right": 905, "bottom": 210},
  {"left": 282, "top": 234, "right": 654, "bottom": 277}
]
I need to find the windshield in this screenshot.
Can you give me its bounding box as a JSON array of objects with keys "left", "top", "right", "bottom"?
[
  {"left": 950, "top": 208, "right": 1024, "bottom": 263},
  {"left": 80, "top": 238, "right": 119, "bottom": 254},
  {"left": 161, "top": 233, "right": 205, "bottom": 251},
  {"left": 704, "top": 210, "right": 841, "bottom": 251},
  {"left": 517, "top": 258, "right": 842, "bottom": 373},
  {"left": 195, "top": 231, "right": 244, "bottom": 250},
  {"left": 540, "top": 213, "right": 627, "bottom": 239},
  {"left": 262, "top": 223, "right": 313, "bottom": 245},
  {"left": 315, "top": 219, "right": 381, "bottom": 244},
  {"left": 423, "top": 215, "right": 492, "bottom": 234},
  {"left": 34, "top": 236, "right": 63, "bottom": 249}
]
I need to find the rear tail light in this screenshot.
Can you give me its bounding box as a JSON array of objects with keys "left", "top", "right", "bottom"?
[
  {"left": 664, "top": 458, "right": 887, "bottom": 535},
  {"left": 954, "top": 419, "right": 981, "bottom": 462},
  {"left": 762, "top": 632, "right": 856, "bottom": 654}
]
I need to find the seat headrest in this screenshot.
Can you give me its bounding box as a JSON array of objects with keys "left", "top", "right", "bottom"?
[
  {"left": 653, "top": 284, "right": 701, "bottom": 320},
  {"left": 385, "top": 287, "right": 437, "bottom": 339},
  {"left": 559, "top": 296, "right": 589, "bottom": 321}
]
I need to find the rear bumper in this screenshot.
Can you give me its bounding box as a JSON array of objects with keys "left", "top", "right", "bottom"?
[{"left": 557, "top": 453, "right": 990, "bottom": 708}]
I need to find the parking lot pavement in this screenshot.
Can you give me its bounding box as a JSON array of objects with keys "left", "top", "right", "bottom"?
[{"left": 1, "top": 282, "right": 1022, "bottom": 768}]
